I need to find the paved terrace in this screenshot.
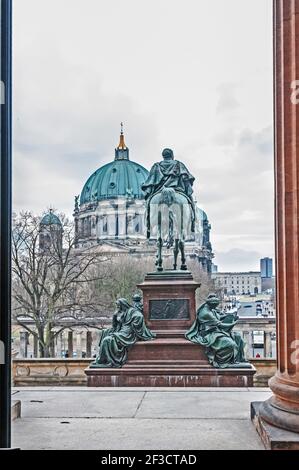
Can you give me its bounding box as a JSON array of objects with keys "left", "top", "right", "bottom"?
[{"left": 12, "top": 387, "right": 272, "bottom": 450}]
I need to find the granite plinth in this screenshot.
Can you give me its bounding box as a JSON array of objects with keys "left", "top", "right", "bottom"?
[
  {"left": 85, "top": 363, "right": 256, "bottom": 387},
  {"left": 85, "top": 333, "right": 255, "bottom": 387},
  {"left": 86, "top": 271, "right": 255, "bottom": 387}
]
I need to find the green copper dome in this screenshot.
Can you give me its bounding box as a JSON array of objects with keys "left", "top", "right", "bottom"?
[
  {"left": 80, "top": 130, "right": 149, "bottom": 204},
  {"left": 40, "top": 212, "right": 62, "bottom": 226}
]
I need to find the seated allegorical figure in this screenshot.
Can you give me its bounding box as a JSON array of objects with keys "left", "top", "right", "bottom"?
[
  {"left": 91, "top": 298, "right": 155, "bottom": 368},
  {"left": 185, "top": 293, "right": 248, "bottom": 368}
]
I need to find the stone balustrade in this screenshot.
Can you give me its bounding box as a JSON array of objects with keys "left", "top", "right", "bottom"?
[
  {"left": 12, "top": 357, "right": 276, "bottom": 387},
  {"left": 12, "top": 358, "right": 89, "bottom": 387},
  {"left": 14, "top": 316, "right": 276, "bottom": 360}
]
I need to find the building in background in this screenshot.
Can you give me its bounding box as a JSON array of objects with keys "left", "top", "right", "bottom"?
[
  {"left": 260, "top": 257, "right": 275, "bottom": 292},
  {"left": 260, "top": 257, "right": 273, "bottom": 278},
  {"left": 74, "top": 127, "right": 214, "bottom": 272},
  {"left": 212, "top": 271, "right": 262, "bottom": 295},
  {"left": 39, "top": 210, "right": 63, "bottom": 253},
  {"left": 212, "top": 263, "right": 218, "bottom": 273}
]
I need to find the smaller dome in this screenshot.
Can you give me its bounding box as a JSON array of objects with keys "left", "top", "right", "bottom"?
[
  {"left": 40, "top": 212, "right": 62, "bottom": 226},
  {"left": 196, "top": 207, "right": 208, "bottom": 222}
]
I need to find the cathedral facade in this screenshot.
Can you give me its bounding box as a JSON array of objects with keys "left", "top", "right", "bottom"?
[{"left": 73, "top": 128, "right": 214, "bottom": 273}]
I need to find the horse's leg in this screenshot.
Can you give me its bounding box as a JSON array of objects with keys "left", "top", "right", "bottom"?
[
  {"left": 156, "top": 237, "right": 163, "bottom": 271},
  {"left": 167, "top": 210, "right": 174, "bottom": 249},
  {"left": 156, "top": 209, "right": 163, "bottom": 271},
  {"left": 178, "top": 203, "right": 187, "bottom": 270},
  {"left": 179, "top": 239, "right": 187, "bottom": 270},
  {"left": 173, "top": 238, "right": 179, "bottom": 270}
]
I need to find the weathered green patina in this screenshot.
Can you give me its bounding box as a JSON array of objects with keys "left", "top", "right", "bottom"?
[
  {"left": 185, "top": 293, "right": 249, "bottom": 368},
  {"left": 40, "top": 211, "right": 62, "bottom": 226},
  {"left": 142, "top": 148, "right": 196, "bottom": 271},
  {"left": 91, "top": 298, "right": 155, "bottom": 368},
  {"left": 132, "top": 293, "right": 143, "bottom": 313},
  {"left": 142, "top": 148, "right": 195, "bottom": 202}
]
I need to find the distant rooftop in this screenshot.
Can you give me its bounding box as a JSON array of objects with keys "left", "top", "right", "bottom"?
[{"left": 213, "top": 271, "right": 261, "bottom": 275}]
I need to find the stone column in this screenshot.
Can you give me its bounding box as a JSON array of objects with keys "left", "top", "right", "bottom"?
[
  {"left": 67, "top": 331, "right": 73, "bottom": 358},
  {"left": 264, "top": 332, "right": 272, "bottom": 358},
  {"left": 76, "top": 331, "right": 83, "bottom": 358},
  {"left": 243, "top": 330, "right": 253, "bottom": 360},
  {"left": 107, "top": 213, "right": 116, "bottom": 237},
  {"left": 19, "top": 331, "right": 28, "bottom": 358},
  {"left": 49, "top": 332, "right": 55, "bottom": 357},
  {"left": 33, "top": 335, "right": 38, "bottom": 358},
  {"left": 118, "top": 201, "right": 127, "bottom": 238},
  {"left": 258, "top": 0, "right": 299, "bottom": 433},
  {"left": 86, "top": 331, "right": 92, "bottom": 358},
  {"left": 56, "top": 333, "right": 62, "bottom": 358}
]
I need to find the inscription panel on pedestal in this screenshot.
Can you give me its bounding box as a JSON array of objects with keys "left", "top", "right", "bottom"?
[{"left": 149, "top": 299, "right": 190, "bottom": 320}]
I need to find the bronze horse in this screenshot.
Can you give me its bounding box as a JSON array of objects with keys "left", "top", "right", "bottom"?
[{"left": 146, "top": 187, "right": 195, "bottom": 271}]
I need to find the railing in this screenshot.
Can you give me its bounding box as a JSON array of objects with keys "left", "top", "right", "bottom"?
[
  {"left": 235, "top": 316, "right": 276, "bottom": 359},
  {"left": 14, "top": 317, "right": 277, "bottom": 360}
]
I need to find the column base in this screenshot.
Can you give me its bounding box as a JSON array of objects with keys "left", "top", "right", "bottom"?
[
  {"left": 256, "top": 375, "right": 299, "bottom": 433},
  {"left": 251, "top": 402, "right": 299, "bottom": 450}
]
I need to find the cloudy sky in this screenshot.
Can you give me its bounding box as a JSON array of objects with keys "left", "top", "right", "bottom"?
[{"left": 13, "top": 0, "right": 274, "bottom": 272}]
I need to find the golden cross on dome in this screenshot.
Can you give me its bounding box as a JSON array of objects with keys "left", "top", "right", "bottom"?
[{"left": 117, "top": 122, "right": 126, "bottom": 149}]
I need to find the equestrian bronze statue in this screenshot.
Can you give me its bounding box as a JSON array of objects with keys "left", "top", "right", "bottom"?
[{"left": 142, "top": 148, "right": 196, "bottom": 271}]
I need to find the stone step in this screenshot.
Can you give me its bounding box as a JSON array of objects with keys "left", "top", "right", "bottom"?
[
  {"left": 85, "top": 364, "right": 256, "bottom": 387},
  {"left": 125, "top": 362, "right": 209, "bottom": 368},
  {"left": 154, "top": 330, "right": 187, "bottom": 337}
]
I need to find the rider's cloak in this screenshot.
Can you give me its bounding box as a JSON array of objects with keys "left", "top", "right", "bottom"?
[{"left": 141, "top": 160, "right": 195, "bottom": 200}]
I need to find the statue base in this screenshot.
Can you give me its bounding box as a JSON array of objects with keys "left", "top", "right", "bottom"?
[
  {"left": 85, "top": 270, "right": 256, "bottom": 387},
  {"left": 85, "top": 331, "right": 256, "bottom": 387}
]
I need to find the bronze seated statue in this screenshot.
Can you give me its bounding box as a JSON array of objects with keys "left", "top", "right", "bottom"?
[
  {"left": 91, "top": 298, "right": 155, "bottom": 368},
  {"left": 186, "top": 293, "right": 249, "bottom": 368}
]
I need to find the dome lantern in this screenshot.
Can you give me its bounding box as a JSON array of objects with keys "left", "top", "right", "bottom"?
[
  {"left": 115, "top": 122, "right": 129, "bottom": 161},
  {"left": 80, "top": 127, "right": 149, "bottom": 205}
]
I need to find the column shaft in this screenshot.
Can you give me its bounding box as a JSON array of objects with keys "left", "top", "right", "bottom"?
[
  {"left": 67, "top": 331, "right": 73, "bottom": 358},
  {"left": 86, "top": 331, "right": 92, "bottom": 358},
  {"left": 259, "top": 0, "right": 299, "bottom": 432}
]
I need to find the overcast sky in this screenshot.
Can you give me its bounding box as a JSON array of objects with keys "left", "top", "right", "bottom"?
[{"left": 13, "top": 0, "right": 274, "bottom": 272}]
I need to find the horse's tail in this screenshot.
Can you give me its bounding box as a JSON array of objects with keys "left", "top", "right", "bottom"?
[{"left": 161, "top": 187, "right": 175, "bottom": 206}]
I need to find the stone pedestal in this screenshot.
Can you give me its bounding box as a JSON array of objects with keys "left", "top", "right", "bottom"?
[
  {"left": 85, "top": 270, "right": 255, "bottom": 387},
  {"left": 139, "top": 271, "right": 198, "bottom": 332}
]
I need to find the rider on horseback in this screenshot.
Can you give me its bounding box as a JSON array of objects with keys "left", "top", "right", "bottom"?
[
  {"left": 142, "top": 148, "right": 195, "bottom": 206},
  {"left": 142, "top": 149, "right": 196, "bottom": 271}
]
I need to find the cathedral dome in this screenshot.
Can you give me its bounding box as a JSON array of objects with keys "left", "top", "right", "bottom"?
[
  {"left": 40, "top": 211, "right": 62, "bottom": 226},
  {"left": 80, "top": 127, "right": 149, "bottom": 205},
  {"left": 80, "top": 159, "right": 149, "bottom": 204}
]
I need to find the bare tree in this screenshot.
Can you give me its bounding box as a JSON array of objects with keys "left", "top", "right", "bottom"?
[
  {"left": 12, "top": 211, "right": 107, "bottom": 357},
  {"left": 187, "top": 259, "right": 220, "bottom": 306},
  {"left": 95, "top": 256, "right": 154, "bottom": 314},
  {"left": 95, "top": 255, "right": 218, "bottom": 315}
]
